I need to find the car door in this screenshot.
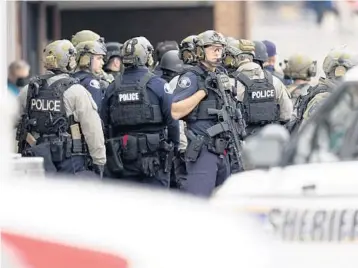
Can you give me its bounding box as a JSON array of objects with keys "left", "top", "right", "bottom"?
[{"left": 283, "top": 82, "right": 358, "bottom": 166}]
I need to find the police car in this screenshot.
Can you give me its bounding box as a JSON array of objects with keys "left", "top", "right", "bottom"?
[{"left": 211, "top": 66, "right": 358, "bottom": 267}]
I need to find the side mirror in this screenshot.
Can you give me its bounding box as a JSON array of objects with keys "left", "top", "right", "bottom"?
[{"left": 243, "top": 124, "right": 290, "bottom": 169}]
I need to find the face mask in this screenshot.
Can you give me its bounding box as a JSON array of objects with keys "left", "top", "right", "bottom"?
[{"left": 15, "top": 77, "right": 29, "bottom": 87}]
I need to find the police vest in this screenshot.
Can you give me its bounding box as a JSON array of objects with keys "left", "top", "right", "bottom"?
[
  {"left": 296, "top": 83, "right": 332, "bottom": 121},
  {"left": 182, "top": 66, "right": 222, "bottom": 122},
  {"left": 26, "top": 74, "right": 77, "bottom": 135},
  {"left": 72, "top": 71, "right": 107, "bottom": 91},
  {"left": 234, "top": 70, "right": 279, "bottom": 125},
  {"left": 108, "top": 72, "right": 164, "bottom": 131}
]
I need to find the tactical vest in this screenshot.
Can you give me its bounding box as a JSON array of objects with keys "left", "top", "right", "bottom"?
[
  {"left": 234, "top": 70, "right": 279, "bottom": 124},
  {"left": 26, "top": 74, "right": 76, "bottom": 135},
  {"left": 109, "top": 72, "right": 164, "bottom": 131},
  {"left": 296, "top": 83, "right": 331, "bottom": 121},
  {"left": 182, "top": 66, "right": 221, "bottom": 122}
]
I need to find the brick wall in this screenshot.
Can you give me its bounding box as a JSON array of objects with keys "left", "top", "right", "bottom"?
[{"left": 213, "top": 1, "right": 250, "bottom": 39}]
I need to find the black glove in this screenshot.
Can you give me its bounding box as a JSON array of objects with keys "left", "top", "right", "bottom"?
[
  {"left": 142, "top": 156, "right": 160, "bottom": 177},
  {"left": 198, "top": 79, "right": 208, "bottom": 96},
  {"left": 93, "top": 164, "right": 105, "bottom": 179}
]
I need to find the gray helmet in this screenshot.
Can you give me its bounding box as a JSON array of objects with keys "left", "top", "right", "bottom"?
[
  {"left": 159, "top": 50, "right": 184, "bottom": 73},
  {"left": 121, "top": 36, "right": 154, "bottom": 67},
  {"left": 76, "top": 39, "right": 107, "bottom": 69},
  {"left": 179, "top": 35, "right": 197, "bottom": 64},
  {"left": 105, "top": 42, "right": 123, "bottom": 63},
  {"left": 253, "top": 41, "right": 268, "bottom": 63},
  {"left": 195, "top": 30, "right": 226, "bottom": 61},
  {"left": 322, "top": 46, "right": 358, "bottom": 79},
  {"left": 155, "top": 40, "right": 179, "bottom": 62}
]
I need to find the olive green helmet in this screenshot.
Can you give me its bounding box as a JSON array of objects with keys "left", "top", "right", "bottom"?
[
  {"left": 283, "top": 53, "right": 317, "bottom": 80},
  {"left": 121, "top": 36, "right": 154, "bottom": 67},
  {"left": 223, "top": 39, "right": 255, "bottom": 69},
  {"left": 71, "top": 30, "right": 101, "bottom": 47},
  {"left": 323, "top": 46, "right": 358, "bottom": 79},
  {"left": 179, "top": 35, "right": 197, "bottom": 64},
  {"left": 76, "top": 39, "right": 107, "bottom": 69},
  {"left": 43, "top": 39, "right": 77, "bottom": 73},
  {"left": 195, "top": 30, "right": 226, "bottom": 61}
]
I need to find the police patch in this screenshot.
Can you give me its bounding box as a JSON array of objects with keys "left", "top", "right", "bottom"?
[
  {"left": 164, "top": 83, "right": 174, "bottom": 94},
  {"left": 178, "top": 76, "right": 191, "bottom": 89},
  {"left": 89, "top": 79, "right": 100, "bottom": 89},
  {"left": 118, "top": 92, "right": 141, "bottom": 103}
]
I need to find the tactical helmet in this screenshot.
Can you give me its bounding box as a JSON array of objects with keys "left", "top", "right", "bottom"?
[
  {"left": 179, "top": 35, "right": 197, "bottom": 64},
  {"left": 195, "top": 30, "right": 226, "bottom": 61},
  {"left": 226, "top": 36, "right": 238, "bottom": 45},
  {"left": 71, "top": 30, "right": 101, "bottom": 47},
  {"left": 76, "top": 39, "right": 107, "bottom": 69},
  {"left": 283, "top": 53, "right": 317, "bottom": 80},
  {"left": 43, "top": 39, "right": 77, "bottom": 73},
  {"left": 105, "top": 42, "right": 123, "bottom": 64},
  {"left": 155, "top": 40, "right": 179, "bottom": 63},
  {"left": 253, "top": 41, "right": 268, "bottom": 63},
  {"left": 322, "top": 46, "right": 358, "bottom": 79},
  {"left": 121, "top": 36, "right": 154, "bottom": 67},
  {"left": 223, "top": 39, "right": 255, "bottom": 69},
  {"left": 159, "top": 50, "right": 184, "bottom": 74}
]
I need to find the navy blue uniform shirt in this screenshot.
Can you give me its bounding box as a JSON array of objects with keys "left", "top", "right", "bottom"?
[
  {"left": 73, "top": 71, "right": 104, "bottom": 111},
  {"left": 101, "top": 66, "right": 179, "bottom": 146},
  {"left": 172, "top": 65, "right": 217, "bottom": 137}
]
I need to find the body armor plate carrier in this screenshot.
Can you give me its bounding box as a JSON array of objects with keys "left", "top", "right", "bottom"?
[{"left": 234, "top": 70, "right": 279, "bottom": 125}]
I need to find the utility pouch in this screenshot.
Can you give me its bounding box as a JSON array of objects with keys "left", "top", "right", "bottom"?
[
  {"left": 122, "top": 135, "right": 138, "bottom": 161},
  {"left": 50, "top": 139, "right": 65, "bottom": 163},
  {"left": 185, "top": 136, "right": 205, "bottom": 162},
  {"left": 105, "top": 138, "right": 124, "bottom": 175}
]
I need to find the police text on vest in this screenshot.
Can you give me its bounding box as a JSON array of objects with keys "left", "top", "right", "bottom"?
[
  {"left": 252, "top": 90, "right": 275, "bottom": 99},
  {"left": 31, "top": 99, "right": 61, "bottom": 112},
  {"left": 118, "top": 93, "right": 140, "bottom": 102}
]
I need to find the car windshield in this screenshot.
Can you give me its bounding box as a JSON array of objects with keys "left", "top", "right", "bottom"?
[{"left": 292, "top": 83, "right": 358, "bottom": 165}]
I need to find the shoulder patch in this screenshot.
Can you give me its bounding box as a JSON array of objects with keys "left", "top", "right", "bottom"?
[
  {"left": 164, "top": 83, "right": 174, "bottom": 94},
  {"left": 178, "top": 76, "right": 192, "bottom": 89},
  {"left": 89, "top": 79, "right": 100, "bottom": 89}
]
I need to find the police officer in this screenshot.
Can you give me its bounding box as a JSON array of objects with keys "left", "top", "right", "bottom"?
[
  {"left": 73, "top": 39, "right": 107, "bottom": 111},
  {"left": 159, "top": 50, "right": 185, "bottom": 83},
  {"left": 16, "top": 40, "right": 106, "bottom": 177},
  {"left": 104, "top": 42, "right": 123, "bottom": 78},
  {"left": 171, "top": 30, "right": 240, "bottom": 197},
  {"left": 101, "top": 36, "right": 180, "bottom": 188},
  {"left": 299, "top": 47, "right": 358, "bottom": 125},
  {"left": 168, "top": 35, "right": 197, "bottom": 90},
  {"left": 153, "top": 40, "right": 179, "bottom": 76},
  {"left": 71, "top": 30, "right": 114, "bottom": 85},
  {"left": 261, "top": 40, "right": 291, "bottom": 86},
  {"left": 225, "top": 39, "right": 293, "bottom": 136},
  {"left": 283, "top": 54, "right": 317, "bottom": 105}
]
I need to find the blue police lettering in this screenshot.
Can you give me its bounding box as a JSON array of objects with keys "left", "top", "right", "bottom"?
[
  {"left": 252, "top": 90, "right": 275, "bottom": 99},
  {"left": 31, "top": 99, "right": 61, "bottom": 112},
  {"left": 118, "top": 92, "right": 139, "bottom": 102}
]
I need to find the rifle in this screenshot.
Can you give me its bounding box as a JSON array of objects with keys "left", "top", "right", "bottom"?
[{"left": 205, "top": 73, "right": 246, "bottom": 170}]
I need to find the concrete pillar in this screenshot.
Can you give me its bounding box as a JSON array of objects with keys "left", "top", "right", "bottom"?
[
  {"left": 6, "top": 1, "right": 18, "bottom": 66},
  {"left": 213, "top": 1, "right": 250, "bottom": 39}
]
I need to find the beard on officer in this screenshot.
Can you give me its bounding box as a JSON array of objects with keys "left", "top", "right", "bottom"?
[
  {"left": 100, "top": 36, "right": 180, "bottom": 188},
  {"left": 15, "top": 39, "right": 106, "bottom": 177},
  {"left": 171, "top": 30, "right": 237, "bottom": 197}
]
